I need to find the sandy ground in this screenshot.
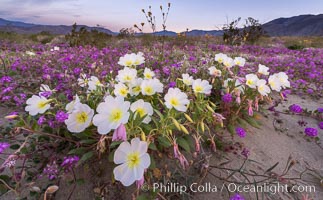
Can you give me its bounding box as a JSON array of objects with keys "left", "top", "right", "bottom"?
[{"left": 0, "top": 94, "right": 322, "bottom": 200}]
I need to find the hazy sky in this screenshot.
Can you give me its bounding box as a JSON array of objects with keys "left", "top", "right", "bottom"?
[{"left": 0, "top": 0, "right": 322, "bottom": 32}]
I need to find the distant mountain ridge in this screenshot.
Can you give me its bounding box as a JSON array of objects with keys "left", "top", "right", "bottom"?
[
  {"left": 0, "top": 18, "right": 117, "bottom": 35},
  {"left": 0, "top": 14, "right": 322, "bottom": 36},
  {"left": 262, "top": 14, "right": 323, "bottom": 36}
]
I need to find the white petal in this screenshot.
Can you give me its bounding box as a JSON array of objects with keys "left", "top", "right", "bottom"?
[{"left": 114, "top": 142, "right": 132, "bottom": 164}]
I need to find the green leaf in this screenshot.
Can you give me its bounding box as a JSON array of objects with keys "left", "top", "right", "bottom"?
[
  {"left": 177, "top": 137, "right": 190, "bottom": 152},
  {"left": 108, "top": 150, "right": 115, "bottom": 162},
  {"left": 79, "top": 151, "right": 94, "bottom": 164},
  {"left": 244, "top": 116, "right": 261, "bottom": 128},
  {"left": 68, "top": 147, "right": 86, "bottom": 155},
  {"left": 148, "top": 143, "right": 158, "bottom": 151},
  {"left": 76, "top": 178, "right": 85, "bottom": 185},
  {"left": 110, "top": 141, "right": 122, "bottom": 149},
  {"left": 149, "top": 155, "right": 156, "bottom": 169},
  {"left": 157, "top": 136, "right": 171, "bottom": 148},
  {"left": 227, "top": 124, "right": 235, "bottom": 136},
  {"left": 10, "top": 144, "right": 20, "bottom": 150},
  {"left": 154, "top": 109, "right": 164, "bottom": 120},
  {"left": 237, "top": 118, "right": 249, "bottom": 128}
]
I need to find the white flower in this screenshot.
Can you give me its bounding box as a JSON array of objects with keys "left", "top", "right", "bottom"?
[
  {"left": 93, "top": 96, "right": 130, "bottom": 134},
  {"left": 141, "top": 78, "right": 163, "bottom": 96},
  {"left": 50, "top": 46, "right": 60, "bottom": 51},
  {"left": 88, "top": 76, "right": 103, "bottom": 91},
  {"left": 208, "top": 66, "right": 222, "bottom": 77},
  {"left": 182, "top": 73, "right": 193, "bottom": 86},
  {"left": 113, "top": 138, "right": 150, "bottom": 186},
  {"left": 114, "top": 83, "right": 129, "bottom": 97},
  {"left": 143, "top": 68, "right": 155, "bottom": 79},
  {"left": 78, "top": 74, "right": 88, "bottom": 87},
  {"left": 134, "top": 52, "right": 145, "bottom": 66},
  {"left": 268, "top": 75, "right": 282, "bottom": 92},
  {"left": 130, "top": 99, "right": 154, "bottom": 124},
  {"left": 25, "top": 51, "right": 35, "bottom": 56},
  {"left": 223, "top": 57, "right": 234, "bottom": 68},
  {"left": 276, "top": 72, "right": 290, "bottom": 88},
  {"left": 40, "top": 84, "right": 51, "bottom": 92},
  {"left": 164, "top": 88, "right": 190, "bottom": 112},
  {"left": 39, "top": 84, "right": 56, "bottom": 96},
  {"left": 25, "top": 95, "right": 51, "bottom": 116},
  {"left": 116, "top": 67, "right": 137, "bottom": 83},
  {"left": 214, "top": 53, "right": 228, "bottom": 63},
  {"left": 129, "top": 78, "right": 143, "bottom": 96},
  {"left": 192, "top": 79, "right": 212, "bottom": 94},
  {"left": 118, "top": 53, "right": 145, "bottom": 67},
  {"left": 257, "top": 79, "right": 271, "bottom": 96},
  {"left": 258, "top": 64, "right": 269, "bottom": 75},
  {"left": 234, "top": 57, "right": 246, "bottom": 67},
  {"left": 65, "top": 94, "right": 81, "bottom": 113},
  {"left": 64, "top": 103, "right": 94, "bottom": 133},
  {"left": 245, "top": 74, "right": 259, "bottom": 89}
]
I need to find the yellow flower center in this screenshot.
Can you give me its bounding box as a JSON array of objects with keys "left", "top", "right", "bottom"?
[
  {"left": 119, "top": 88, "right": 128, "bottom": 96},
  {"left": 124, "top": 75, "right": 132, "bottom": 82},
  {"left": 133, "top": 86, "right": 141, "bottom": 93},
  {"left": 194, "top": 85, "right": 203, "bottom": 93},
  {"left": 110, "top": 109, "right": 123, "bottom": 122},
  {"left": 136, "top": 108, "right": 146, "bottom": 117},
  {"left": 95, "top": 80, "right": 101, "bottom": 86},
  {"left": 127, "top": 152, "right": 141, "bottom": 168},
  {"left": 170, "top": 98, "right": 179, "bottom": 106},
  {"left": 37, "top": 101, "right": 48, "bottom": 109},
  {"left": 145, "top": 73, "right": 152, "bottom": 79},
  {"left": 76, "top": 112, "right": 88, "bottom": 124},
  {"left": 269, "top": 81, "right": 275, "bottom": 87},
  {"left": 134, "top": 60, "right": 140, "bottom": 65},
  {"left": 144, "top": 86, "right": 153, "bottom": 95},
  {"left": 125, "top": 60, "right": 133, "bottom": 66},
  {"left": 247, "top": 80, "right": 253, "bottom": 85},
  {"left": 258, "top": 85, "right": 264, "bottom": 91},
  {"left": 183, "top": 79, "right": 190, "bottom": 85}
]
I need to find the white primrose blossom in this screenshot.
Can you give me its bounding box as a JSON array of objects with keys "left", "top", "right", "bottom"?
[
  {"left": 65, "top": 103, "right": 94, "bottom": 133},
  {"left": 93, "top": 96, "right": 130, "bottom": 134}
]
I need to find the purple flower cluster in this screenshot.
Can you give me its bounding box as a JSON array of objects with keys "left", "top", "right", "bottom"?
[
  {"left": 317, "top": 108, "right": 323, "bottom": 113},
  {"left": 168, "top": 81, "right": 176, "bottom": 88},
  {"left": 230, "top": 193, "right": 245, "bottom": 200},
  {"left": 222, "top": 93, "right": 233, "bottom": 103},
  {"left": 39, "top": 91, "right": 52, "bottom": 98},
  {"left": 43, "top": 161, "right": 59, "bottom": 180},
  {"left": 0, "top": 142, "right": 10, "bottom": 154},
  {"left": 319, "top": 122, "right": 323, "bottom": 130},
  {"left": 235, "top": 127, "right": 246, "bottom": 138},
  {"left": 289, "top": 104, "right": 303, "bottom": 113},
  {"left": 304, "top": 127, "right": 318, "bottom": 137},
  {"left": 37, "top": 116, "right": 46, "bottom": 126},
  {"left": 55, "top": 110, "right": 69, "bottom": 123},
  {"left": 61, "top": 156, "right": 80, "bottom": 172},
  {"left": 241, "top": 148, "right": 250, "bottom": 158}
]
